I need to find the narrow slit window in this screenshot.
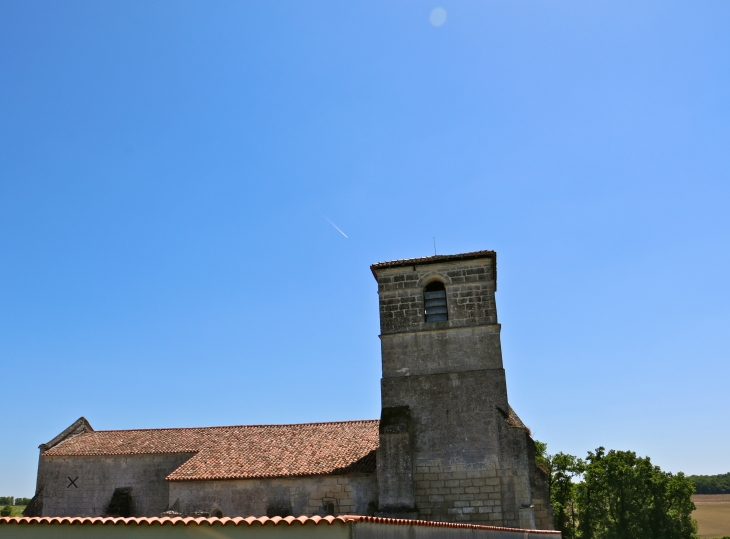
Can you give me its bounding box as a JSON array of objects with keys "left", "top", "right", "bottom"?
[{"left": 424, "top": 282, "right": 448, "bottom": 322}]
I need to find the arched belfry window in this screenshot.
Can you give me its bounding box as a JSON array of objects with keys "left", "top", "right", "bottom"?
[{"left": 424, "top": 282, "right": 448, "bottom": 322}]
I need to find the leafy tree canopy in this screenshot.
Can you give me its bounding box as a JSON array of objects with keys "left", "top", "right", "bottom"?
[{"left": 536, "top": 443, "right": 698, "bottom": 539}]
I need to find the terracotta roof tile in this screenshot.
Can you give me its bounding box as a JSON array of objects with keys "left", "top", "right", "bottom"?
[
  {"left": 0, "top": 515, "right": 350, "bottom": 527},
  {"left": 42, "top": 420, "right": 379, "bottom": 481},
  {"left": 507, "top": 406, "right": 527, "bottom": 429},
  {"left": 0, "top": 515, "right": 561, "bottom": 533}
]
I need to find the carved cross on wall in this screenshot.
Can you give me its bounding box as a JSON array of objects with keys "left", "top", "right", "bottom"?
[{"left": 67, "top": 477, "right": 78, "bottom": 489}]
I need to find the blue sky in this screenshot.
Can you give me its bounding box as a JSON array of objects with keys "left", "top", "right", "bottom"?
[{"left": 1, "top": 1, "right": 729, "bottom": 497}]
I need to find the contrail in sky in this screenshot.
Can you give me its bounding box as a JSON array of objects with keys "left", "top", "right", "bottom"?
[{"left": 321, "top": 213, "right": 348, "bottom": 238}]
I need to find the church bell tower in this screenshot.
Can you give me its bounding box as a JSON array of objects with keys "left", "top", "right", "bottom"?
[{"left": 370, "top": 251, "right": 552, "bottom": 529}]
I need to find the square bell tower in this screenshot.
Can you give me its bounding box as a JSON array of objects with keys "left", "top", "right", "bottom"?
[{"left": 370, "top": 251, "right": 552, "bottom": 529}]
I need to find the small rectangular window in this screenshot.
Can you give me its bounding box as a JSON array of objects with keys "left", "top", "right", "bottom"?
[{"left": 424, "top": 287, "right": 448, "bottom": 322}]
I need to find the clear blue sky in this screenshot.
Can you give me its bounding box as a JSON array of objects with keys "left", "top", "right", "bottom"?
[{"left": 1, "top": 1, "right": 728, "bottom": 497}]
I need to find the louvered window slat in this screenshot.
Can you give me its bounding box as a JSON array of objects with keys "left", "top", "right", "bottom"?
[{"left": 424, "top": 282, "right": 448, "bottom": 323}]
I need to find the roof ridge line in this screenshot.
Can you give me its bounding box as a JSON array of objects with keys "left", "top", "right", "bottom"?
[
  {"left": 90, "top": 419, "right": 380, "bottom": 433},
  {"left": 371, "top": 249, "right": 495, "bottom": 268}
]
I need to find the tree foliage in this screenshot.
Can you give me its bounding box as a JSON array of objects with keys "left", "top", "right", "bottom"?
[
  {"left": 688, "top": 472, "right": 730, "bottom": 494},
  {"left": 551, "top": 452, "right": 584, "bottom": 539},
  {"left": 0, "top": 496, "right": 30, "bottom": 507},
  {"left": 577, "top": 448, "right": 697, "bottom": 539},
  {"left": 536, "top": 443, "right": 698, "bottom": 539}
]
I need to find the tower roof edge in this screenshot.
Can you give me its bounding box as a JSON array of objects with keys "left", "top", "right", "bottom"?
[{"left": 370, "top": 250, "right": 497, "bottom": 288}]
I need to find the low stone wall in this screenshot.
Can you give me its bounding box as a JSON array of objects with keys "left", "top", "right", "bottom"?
[
  {"left": 168, "top": 473, "right": 378, "bottom": 517},
  {"left": 33, "top": 454, "right": 377, "bottom": 518},
  {"left": 35, "top": 454, "right": 195, "bottom": 517}
]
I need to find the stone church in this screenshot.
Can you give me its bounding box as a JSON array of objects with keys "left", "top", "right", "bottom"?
[{"left": 25, "top": 250, "right": 553, "bottom": 530}]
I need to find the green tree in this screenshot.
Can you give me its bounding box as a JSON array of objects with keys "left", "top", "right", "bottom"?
[
  {"left": 577, "top": 447, "right": 697, "bottom": 539},
  {"left": 551, "top": 452, "right": 584, "bottom": 539},
  {"left": 534, "top": 440, "right": 550, "bottom": 472},
  {"left": 0, "top": 505, "right": 12, "bottom": 517},
  {"left": 534, "top": 441, "right": 583, "bottom": 539},
  {"left": 687, "top": 472, "right": 730, "bottom": 494}
]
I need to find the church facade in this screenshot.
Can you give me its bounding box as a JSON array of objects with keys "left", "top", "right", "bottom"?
[{"left": 25, "top": 251, "right": 553, "bottom": 529}]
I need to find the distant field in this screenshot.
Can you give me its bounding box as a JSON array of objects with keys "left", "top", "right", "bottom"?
[
  {"left": 693, "top": 494, "right": 730, "bottom": 539},
  {"left": 5, "top": 506, "right": 26, "bottom": 517}
]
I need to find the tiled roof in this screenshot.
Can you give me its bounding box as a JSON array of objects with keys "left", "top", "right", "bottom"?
[
  {"left": 42, "top": 420, "right": 379, "bottom": 481},
  {"left": 0, "top": 515, "right": 561, "bottom": 534},
  {"left": 370, "top": 250, "right": 497, "bottom": 284},
  {"left": 370, "top": 250, "right": 496, "bottom": 271},
  {"left": 39, "top": 408, "right": 532, "bottom": 482},
  {"left": 0, "top": 515, "right": 352, "bottom": 527},
  {"left": 348, "top": 516, "right": 560, "bottom": 534},
  {"left": 507, "top": 406, "right": 527, "bottom": 429}
]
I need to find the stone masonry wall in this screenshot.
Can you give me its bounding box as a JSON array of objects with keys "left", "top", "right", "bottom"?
[
  {"left": 374, "top": 254, "right": 553, "bottom": 529},
  {"left": 36, "top": 454, "right": 194, "bottom": 517},
  {"left": 168, "top": 473, "right": 378, "bottom": 518},
  {"left": 376, "top": 259, "right": 497, "bottom": 336},
  {"left": 381, "top": 325, "right": 503, "bottom": 378},
  {"left": 381, "top": 370, "right": 523, "bottom": 526}
]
